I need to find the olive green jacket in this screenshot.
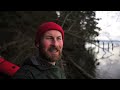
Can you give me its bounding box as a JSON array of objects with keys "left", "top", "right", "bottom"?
[{"left": 12, "top": 56, "right": 66, "bottom": 79}]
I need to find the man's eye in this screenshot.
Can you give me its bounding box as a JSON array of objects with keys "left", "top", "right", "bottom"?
[
  {"left": 46, "top": 37, "right": 52, "bottom": 39},
  {"left": 57, "top": 38, "right": 62, "bottom": 40}
]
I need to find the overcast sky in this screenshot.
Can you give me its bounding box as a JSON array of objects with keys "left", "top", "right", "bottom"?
[{"left": 95, "top": 11, "right": 120, "bottom": 41}]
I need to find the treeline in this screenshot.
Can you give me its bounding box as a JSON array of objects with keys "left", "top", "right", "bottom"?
[{"left": 0, "top": 11, "right": 101, "bottom": 79}]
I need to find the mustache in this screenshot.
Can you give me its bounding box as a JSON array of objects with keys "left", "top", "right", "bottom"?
[{"left": 48, "top": 46, "right": 60, "bottom": 52}]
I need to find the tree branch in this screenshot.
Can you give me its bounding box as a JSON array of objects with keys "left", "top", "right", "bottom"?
[{"left": 61, "top": 11, "right": 73, "bottom": 27}]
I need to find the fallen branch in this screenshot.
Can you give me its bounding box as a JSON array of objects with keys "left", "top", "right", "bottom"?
[{"left": 67, "top": 55, "right": 95, "bottom": 79}]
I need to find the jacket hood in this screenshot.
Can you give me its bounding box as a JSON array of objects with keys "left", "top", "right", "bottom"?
[{"left": 23, "top": 56, "right": 57, "bottom": 70}]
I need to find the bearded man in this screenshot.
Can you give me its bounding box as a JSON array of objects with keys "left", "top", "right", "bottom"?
[{"left": 12, "top": 22, "right": 66, "bottom": 79}]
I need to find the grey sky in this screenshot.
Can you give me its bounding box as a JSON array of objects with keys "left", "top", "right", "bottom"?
[{"left": 95, "top": 11, "right": 120, "bottom": 41}]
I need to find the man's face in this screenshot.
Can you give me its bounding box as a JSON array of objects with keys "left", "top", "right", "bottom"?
[{"left": 40, "top": 30, "right": 63, "bottom": 62}]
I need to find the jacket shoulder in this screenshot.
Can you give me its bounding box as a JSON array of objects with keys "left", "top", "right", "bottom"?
[
  {"left": 12, "top": 56, "right": 41, "bottom": 79},
  {"left": 12, "top": 65, "right": 36, "bottom": 79}
]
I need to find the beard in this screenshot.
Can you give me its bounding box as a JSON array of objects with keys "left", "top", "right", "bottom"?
[{"left": 39, "top": 45, "right": 62, "bottom": 62}]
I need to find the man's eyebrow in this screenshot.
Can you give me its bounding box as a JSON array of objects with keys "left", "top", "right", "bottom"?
[
  {"left": 57, "top": 36, "right": 62, "bottom": 38},
  {"left": 45, "top": 35, "right": 52, "bottom": 37}
]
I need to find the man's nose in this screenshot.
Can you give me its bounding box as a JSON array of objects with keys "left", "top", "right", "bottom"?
[{"left": 52, "top": 39, "right": 58, "bottom": 46}]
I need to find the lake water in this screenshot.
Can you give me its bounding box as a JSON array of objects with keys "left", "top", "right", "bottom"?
[{"left": 85, "top": 41, "right": 120, "bottom": 79}]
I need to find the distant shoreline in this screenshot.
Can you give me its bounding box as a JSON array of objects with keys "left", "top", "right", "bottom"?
[{"left": 96, "top": 40, "right": 120, "bottom": 42}]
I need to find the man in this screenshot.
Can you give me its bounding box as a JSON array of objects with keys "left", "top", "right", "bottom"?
[{"left": 12, "top": 22, "right": 66, "bottom": 79}]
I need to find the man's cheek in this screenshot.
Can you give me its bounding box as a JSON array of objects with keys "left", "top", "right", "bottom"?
[{"left": 43, "top": 42, "right": 50, "bottom": 48}]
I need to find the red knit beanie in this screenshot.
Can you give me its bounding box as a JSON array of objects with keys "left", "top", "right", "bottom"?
[{"left": 35, "top": 22, "right": 64, "bottom": 47}]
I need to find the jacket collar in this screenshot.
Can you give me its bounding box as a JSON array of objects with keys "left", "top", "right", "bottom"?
[{"left": 30, "top": 55, "right": 58, "bottom": 70}]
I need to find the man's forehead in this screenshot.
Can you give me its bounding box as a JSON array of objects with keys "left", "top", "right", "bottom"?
[{"left": 44, "top": 30, "right": 62, "bottom": 36}]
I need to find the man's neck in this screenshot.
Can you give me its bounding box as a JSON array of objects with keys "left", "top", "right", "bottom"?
[{"left": 48, "top": 62, "right": 56, "bottom": 65}]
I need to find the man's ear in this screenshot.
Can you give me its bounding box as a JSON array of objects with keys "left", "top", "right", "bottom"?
[{"left": 36, "top": 43, "right": 39, "bottom": 48}]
